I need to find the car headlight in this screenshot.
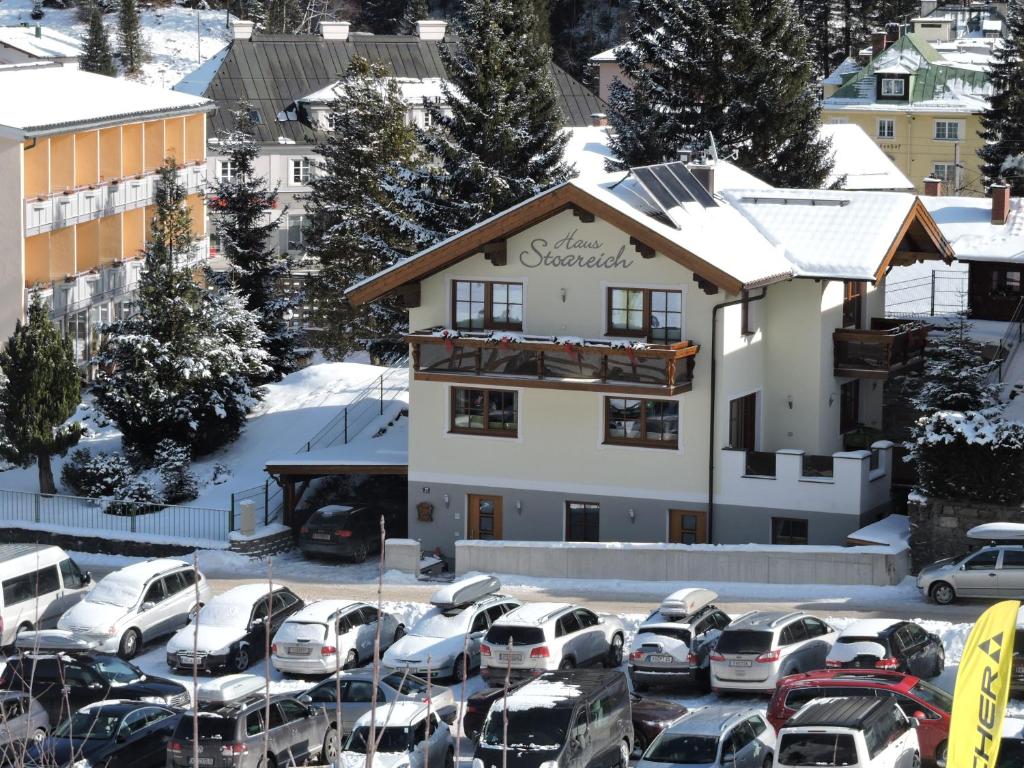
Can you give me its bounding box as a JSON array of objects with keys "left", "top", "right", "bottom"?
[
  {"left": 139, "top": 695, "right": 167, "bottom": 705},
  {"left": 104, "top": 625, "right": 119, "bottom": 637},
  {"left": 539, "top": 761, "right": 559, "bottom": 768},
  {"left": 212, "top": 646, "right": 231, "bottom": 656},
  {"left": 72, "top": 759, "right": 92, "bottom": 768},
  {"left": 472, "top": 759, "right": 485, "bottom": 768}
]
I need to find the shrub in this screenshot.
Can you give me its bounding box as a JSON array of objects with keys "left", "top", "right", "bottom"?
[
  {"left": 154, "top": 439, "right": 198, "bottom": 504},
  {"left": 105, "top": 476, "right": 161, "bottom": 516},
  {"left": 60, "top": 449, "right": 134, "bottom": 498}
]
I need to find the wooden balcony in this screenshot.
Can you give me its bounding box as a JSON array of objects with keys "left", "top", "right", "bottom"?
[
  {"left": 407, "top": 328, "right": 700, "bottom": 395},
  {"left": 833, "top": 318, "right": 931, "bottom": 379}
]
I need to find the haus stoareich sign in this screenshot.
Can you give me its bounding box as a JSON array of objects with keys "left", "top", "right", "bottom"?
[{"left": 518, "top": 230, "right": 635, "bottom": 270}]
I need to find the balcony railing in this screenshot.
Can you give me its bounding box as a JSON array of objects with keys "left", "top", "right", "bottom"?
[
  {"left": 833, "top": 318, "right": 930, "bottom": 378},
  {"left": 24, "top": 164, "right": 207, "bottom": 236},
  {"left": 407, "top": 328, "right": 700, "bottom": 395}
]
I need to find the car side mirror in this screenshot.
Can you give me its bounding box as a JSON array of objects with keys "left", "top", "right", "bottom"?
[
  {"left": 83, "top": 572, "right": 92, "bottom": 585},
  {"left": 141, "top": 602, "right": 155, "bottom": 612},
  {"left": 910, "top": 717, "right": 921, "bottom": 728},
  {"left": 116, "top": 731, "right": 128, "bottom": 743},
  {"left": 597, "top": 616, "right": 606, "bottom": 624},
  {"left": 298, "top": 694, "right": 313, "bottom": 705},
  {"left": 251, "top": 617, "right": 266, "bottom": 628}
]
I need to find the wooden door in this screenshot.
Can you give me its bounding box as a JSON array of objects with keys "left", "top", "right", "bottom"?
[
  {"left": 669, "top": 509, "right": 708, "bottom": 544},
  {"left": 467, "top": 495, "right": 503, "bottom": 540}
]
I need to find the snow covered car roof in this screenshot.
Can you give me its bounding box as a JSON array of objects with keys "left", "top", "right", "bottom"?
[
  {"left": 213, "top": 582, "right": 284, "bottom": 605},
  {"left": 100, "top": 558, "right": 192, "bottom": 585},
  {"left": 496, "top": 602, "right": 572, "bottom": 626},
  {"left": 837, "top": 619, "right": 903, "bottom": 637},
  {"left": 353, "top": 701, "right": 433, "bottom": 728},
  {"left": 284, "top": 600, "right": 366, "bottom": 624}
]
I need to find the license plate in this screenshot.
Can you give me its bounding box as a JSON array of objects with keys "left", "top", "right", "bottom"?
[
  {"left": 189, "top": 759, "right": 213, "bottom": 766},
  {"left": 290, "top": 645, "right": 313, "bottom": 656},
  {"left": 729, "top": 659, "right": 752, "bottom": 667},
  {"left": 499, "top": 653, "right": 523, "bottom": 662},
  {"left": 179, "top": 654, "right": 199, "bottom": 664},
  {"left": 312, "top": 533, "right": 331, "bottom": 541},
  {"left": 648, "top": 654, "right": 674, "bottom": 664}
]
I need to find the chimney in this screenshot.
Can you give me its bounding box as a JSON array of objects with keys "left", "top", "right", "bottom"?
[
  {"left": 690, "top": 164, "right": 715, "bottom": 197},
  {"left": 885, "top": 21, "right": 901, "bottom": 42},
  {"left": 923, "top": 176, "right": 943, "bottom": 196},
  {"left": 34, "top": 24, "right": 41, "bottom": 38},
  {"left": 590, "top": 112, "right": 608, "bottom": 127},
  {"left": 871, "top": 30, "right": 888, "bottom": 57},
  {"left": 320, "top": 21, "right": 350, "bottom": 40},
  {"left": 231, "top": 19, "right": 254, "bottom": 40},
  {"left": 992, "top": 182, "right": 1011, "bottom": 225},
  {"left": 415, "top": 20, "right": 447, "bottom": 41}
]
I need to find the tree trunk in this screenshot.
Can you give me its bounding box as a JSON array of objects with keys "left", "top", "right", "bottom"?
[{"left": 37, "top": 452, "right": 56, "bottom": 496}]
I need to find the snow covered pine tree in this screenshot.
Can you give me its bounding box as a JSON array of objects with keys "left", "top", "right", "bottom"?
[
  {"left": 81, "top": 5, "right": 117, "bottom": 77},
  {"left": 117, "top": 0, "right": 147, "bottom": 77},
  {"left": 980, "top": 0, "right": 1024, "bottom": 194}
]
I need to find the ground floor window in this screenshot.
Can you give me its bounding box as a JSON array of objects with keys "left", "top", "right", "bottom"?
[
  {"left": 450, "top": 388, "right": 518, "bottom": 437},
  {"left": 772, "top": 517, "right": 808, "bottom": 545},
  {"left": 840, "top": 380, "right": 860, "bottom": 434},
  {"left": 604, "top": 397, "right": 679, "bottom": 448},
  {"left": 565, "top": 502, "right": 599, "bottom": 542},
  {"left": 991, "top": 268, "right": 1023, "bottom": 297}
]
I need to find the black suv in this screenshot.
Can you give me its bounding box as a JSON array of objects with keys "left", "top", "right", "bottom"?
[
  {"left": 0, "top": 651, "right": 188, "bottom": 724},
  {"left": 299, "top": 505, "right": 383, "bottom": 562}
]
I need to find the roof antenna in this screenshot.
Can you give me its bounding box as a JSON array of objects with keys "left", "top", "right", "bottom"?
[{"left": 707, "top": 132, "right": 719, "bottom": 163}]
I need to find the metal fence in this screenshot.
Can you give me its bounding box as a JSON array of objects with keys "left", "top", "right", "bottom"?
[
  {"left": 230, "top": 479, "right": 284, "bottom": 531},
  {"left": 886, "top": 270, "right": 968, "bottom": 318},
  {"left": 0, "top": 488, "right": 231, "bottom": 545}
]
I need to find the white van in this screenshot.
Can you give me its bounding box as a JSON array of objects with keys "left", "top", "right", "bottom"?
[{"left": 0, "top": 544, "right": 91, "bottom": 646}]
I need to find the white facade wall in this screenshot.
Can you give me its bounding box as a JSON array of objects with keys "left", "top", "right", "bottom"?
[{"left": 0, "top": 138, "right": 25, "bottom": 339}]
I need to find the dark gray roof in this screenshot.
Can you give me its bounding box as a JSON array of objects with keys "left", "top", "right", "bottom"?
[{"left": 197, "top": 33, "right": 603, "bottom": 144}]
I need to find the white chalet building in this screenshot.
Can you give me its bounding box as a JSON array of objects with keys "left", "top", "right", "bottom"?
[{"left": 348, "top": 161, "right": 953, "bottom": 555}]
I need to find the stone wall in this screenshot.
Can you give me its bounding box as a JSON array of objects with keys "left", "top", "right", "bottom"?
[
  {"left": 908, "top": 496, "right": 1024, "bottom": 571},
  {"left": 0, "top": 526, "right": 199, "bottom": 558}
]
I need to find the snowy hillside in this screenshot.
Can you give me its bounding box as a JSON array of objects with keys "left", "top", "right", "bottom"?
[{"left": 0, "top": 0, "right": 230, "bottom": 87}]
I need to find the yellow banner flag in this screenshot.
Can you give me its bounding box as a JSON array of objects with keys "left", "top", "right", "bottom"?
[{"left": 947, "top": 599, "right": 1021, "bottom": 768}]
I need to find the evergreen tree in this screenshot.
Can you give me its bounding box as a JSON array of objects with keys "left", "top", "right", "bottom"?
[
  {"left": 117, "top": 0, "right": 147, "bottom": 78},
  {"left": 979, "top": 0, "right": 1024, "bottom": 195},
  {"left": 913, "top": 319, "right": 998, "bottom": 413},
  {"left": 795, "top": 0, "right": 837, "bottom": 78},
  {"left": 30, "top": 0, "right": 43, "bottom": 20},
  {"left": 208, "top": 107, "right": 295, "bottom": 379},
  {"left": 361, "top": 0, "right": 406, "bottom": 32},
  {"left": 263, "top": 0, "right": 303, "bottom": 33},
  {"left": 81, "top": 6, "right": 117, "bottom": 77},
  {"left": 304, "top": 57, "right": 418, "bottom": 361},
  {"left": 608, "top": 0, "right": 834, "bottom": 188},
  {"left": 401, "top": 0, "right": 429, "bottom": 33},
  {"left": 96, "top": 161, "right": 269, "bottom": 458},
  {"left": 0, "top": 299, "right": 84, "bottom": 495},
  {"left": 391, "top": 0, "right": 570, "bottom": 244}
]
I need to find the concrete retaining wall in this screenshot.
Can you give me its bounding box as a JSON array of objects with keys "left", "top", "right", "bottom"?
[
  {"left": 454, "top": 539, "right": 909, "bottom": 586},
  {"left": 384, "top": 538, "right": 422, "bottom": 574}
]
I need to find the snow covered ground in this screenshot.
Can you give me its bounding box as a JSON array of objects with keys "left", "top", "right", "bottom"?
[{"left": 0, "top": 0, "right": 230, "bottom": 88}]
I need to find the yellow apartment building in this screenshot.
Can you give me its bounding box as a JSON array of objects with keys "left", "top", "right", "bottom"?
[{"left": 0, "top": 62, "right": 214, "bottom": 364}]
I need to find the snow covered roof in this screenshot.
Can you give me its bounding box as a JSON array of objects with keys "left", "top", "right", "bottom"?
[
  {"left": 846, "top": 514, "right": 910, "bottom": 548},
  {"left": 837, "top": 618, "right": 902, "bottom": 636},
  {"left": 174, "top": 44, "right": 228, "bottom": 97},
  {"left": 499, "top": 602, "right": 570, "bottom": 625},
  {"left": 356, "top": 701, "right": 430, "bottom": 727},
  {"left": 819, "top": 124, "right": 914, "bottom": 191},
  {"left": 563, "top": 125, "right": 615, "bottom": 182},
  {"left": 213, "top": 582, "right": 282, "bottom": 605},
  {"left": 589, "top": 45, "right": 624, "bottom": 63},
  {"left": 0, "top": 63, "right": 213, "bottom": 137},
  {"left": 822, "top": 56, "right": 862, "bottom": 86},
  {"left": 921, "top": 195, "right": 1024, "bottom": 262},
  {"left": 0, "top": 25, "right": 81, "bottom": 60},
  {"left": 101, "top": 557, "right": 190, "bottom": 585},
  {"left": 286, "top": 600, "right": 363, "bottom": 623},
  {"left": 299, "top": 76, "right": 446, "bottom": 106}
]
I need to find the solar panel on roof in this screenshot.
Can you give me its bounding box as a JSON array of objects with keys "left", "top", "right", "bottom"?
[
  {"left": 650, "top": 165, "right": 697, "bottom": 205},
  {"left": 665, "top": 162, "right": 717, "bottom": 208},
  {"left": 633, "top": 166, "right": 680, "bottom": 212}
]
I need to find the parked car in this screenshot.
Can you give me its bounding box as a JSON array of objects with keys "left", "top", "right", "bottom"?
[
  {"left": 56, "top": 558, "right": 211, "bottom": 660},
  {"left": 775, "top": 697, "right": 920, "bottom": 768},
  {"left": 999, "top": 717, "right": 1024, "bottom": 768},
  {"left": 628, "top": 588, "right": 730, "bottom": 692},
  {"left": 480, "top": 602, "right": 626, "bottom": 681},
  {"left": 917, "top": 544, "right": 1024, "bottom": 604},
  {"left": 709, "top": 612, "right": 837, "bottom": 694},
  {"left": 25, "top": 700, "right": 178, "bottom": 768},
  {"left": 165, "top": 583, "right": 304, "bottom": 673},
  {"left": 630, "top": 694, "right": 689, "bottom": 756},
  {"left": 383, "top": 575, "right": 521, "bottom": 681},
  {"left": 768, "top": 669, "right": 951, "bottom": 767},
  {"left": 473, "top": 670, "right": 633, "bottom": 768},
  {"left": 0, "top": 544, "right": 91, "bottom": 646},
  {"left": 1011, "top": 620, "right": 1024, "bottom": 699},
  {"left": 271, "top": 600, "right": 404, "bottom": 675},
  {"left": 299, "top": 505, "right": 384, "bottom": 562},
  {"left": 825, "top": 620, "right": 945, "bottom": 679},
  {"left": 462, "top": 680, "right": 527, "bottom": 741},
  {"left": 0, "top": 635, "right": 189, "bottom": 724},
  {"left": 299, "top": 668, "right": 456, "bottom": 736},
  {"left": 635, "top": 706, "right": 775, "bottom": 768},
  {"left": 342, "top": 701, "right": 454, "bottom": 768},
  {"left": 167, "top": 690, "right": 335, "bottom": 768},
  {"left": 0, "top": 690, "right": 49, "bottom": 764}
]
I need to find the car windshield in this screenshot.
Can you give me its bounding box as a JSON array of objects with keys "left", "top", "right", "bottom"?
[
  {"left": 778, "top": 733, "right": 858, "bottom": 766},
  {"left": 481, "top": 707, "right": 571, "bottom": 750},
  {"left": 54, "top": 710, "right": 121, "bottom": 740},
  {"left": 95, "top": 657, "right": 143, "bottom": 684},
  {"left": 381, "top": 673, "right": 430, "bottom": 696},
  {"left": 644, "top": 733, "right": 719, "bottom": 764},
  {"left": 410, "top": 607, "right": 468, "bottom": 639},
  {"left": 715, "top": 630, "right": 772, "bottom": 655},
  {"left": 199, "top": 600, "right": 253, "bottom": 629},
  {"left": 87, "top": 576, "right": 143, "bottom": 608},
  {"left": 345, "top": 725, "right": 413, "bottom": 753},
  {"left": 909, "top": 680, "right": 953, "bottom": 713}
]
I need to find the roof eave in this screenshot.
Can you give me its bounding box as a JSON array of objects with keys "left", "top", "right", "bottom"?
[{"left": 20, "top": 101, "right": 216, "bottom": 139}]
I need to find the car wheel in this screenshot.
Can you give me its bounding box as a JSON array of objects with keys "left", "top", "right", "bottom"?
[
  {"left": 32, "top": 727, "right": 46, "bottom": 743},
  {"left": 233, "top": 646, "right": 251, "bottom": 672},
  {"left": 763, "top": 756, "right": 773, "bottom": 768},
  {"left": 118, "top": 628, "right": 141, "bottom": 660},
  {"left": 322, "top": 727, "right": 339, "bottom": 764},
  {"left": 911, "top": 751, "right": 921, "bottom": 768},
  {"left": 343, "top": 650, "right": 358, "bottom": 670},
  {"left": 393, "top": 624, "right": 406, "bottom": 642},
  {"left": 617, "top": 740, "right": 629, "bottom": 768},
  {"left": 558, "top": 657, "right": 575, "bottom": 670},
  {"left": 606, "top": 634, "right": 624, "bottom": 667},
  {"left": 451, "top": 653, "right": 467, "bottom": 682},
  {"left": 16, "top": 622, "right": 33, "bottom": 639},
  {"left": 936, "top": 741, "right": 947, "bottom": 768},
  {"left": 696, "top": 666, "right": 713, "bottom": 694},
  {"left": 445, "top": 747, "right": 455, "bottom": 768},
  {"left": 930, "top": 582, "right": 956, "bottom": 605},
  {"left": 351, "top": 542, "right": 369, "bottom": 563}
]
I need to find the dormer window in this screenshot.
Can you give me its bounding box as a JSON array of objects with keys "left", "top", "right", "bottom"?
[{"left": 879, "top": 77, "right": 905, "bottom": 98}]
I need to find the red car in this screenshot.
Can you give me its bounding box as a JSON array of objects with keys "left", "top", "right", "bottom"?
[{"left": 768, "top": 669, "right": 952, "bottom": 767}]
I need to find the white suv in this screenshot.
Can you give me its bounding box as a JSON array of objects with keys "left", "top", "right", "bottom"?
[
  {"left": 710, "top": 611, "right": 836, "bottom": 694},
  {"left": 480, "top": 602, "right": 625, "bottom": 681},
  {"left": 57, "top": 558, "right": 211, "bottom": 659},
  {"left": 776, "top": 696, "right": 920, "bottom": 768}
]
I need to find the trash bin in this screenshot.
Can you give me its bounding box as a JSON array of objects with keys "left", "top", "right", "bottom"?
[{"left": 239, "top": 500, "right": 256, "bottom": 536}]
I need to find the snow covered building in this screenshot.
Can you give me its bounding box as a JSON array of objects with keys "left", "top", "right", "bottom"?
[
  {"left": 821, "top": 31, "right": 992, "bottom": 196},
  {"left": 0, "top": 25, "right": 81, "bottom": 66},
  {"left": 347, "top": 160, "right": 953, "bottom": 554},
  {"left": 176, "top": 19, "right": 604, "bottom": 261},
  {"left": 0, "top": 63, "right": 213, "bottom": 363}
]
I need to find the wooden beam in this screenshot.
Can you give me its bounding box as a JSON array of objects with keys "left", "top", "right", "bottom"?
[
  {"left": 630, "top": 236, "right": 655, "bottom": 259},
  {"left": 483, "top": 240, "right": 507, "bottom": 266},
  {"left": 571, "top": 205, "right": 595, "bottom": 223},
  {"left": 693, "top": 274, "right": 720, "bottom": 295},
  {"left": 875, "top": 199, "right": 955, "bottom": 282}
]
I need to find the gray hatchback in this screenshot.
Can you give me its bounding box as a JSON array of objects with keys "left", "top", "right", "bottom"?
[
  {"left": 166, "top": 693, "right": 336, "bottom": 768},
  {"left": 0, "top": 691, "right": 49, "bottom": 763},
  {"left": 635, "top": 707, "right": 775, "bottom": 768}
]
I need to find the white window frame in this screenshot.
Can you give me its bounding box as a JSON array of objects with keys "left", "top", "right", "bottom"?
[
  {"left": 217, "top": 159, "right": 237, "bottom": 182},
  {"left": 934, "top": 120, "right": 962, "bottom": 141},
  {"left": 286, "top": 214, "right": 306, "bottom": 251},
  {"left": 880, "top": 78, "right": 905, "bottom": 97},
  {"left": 290, "top": 158, "right": 311, "bottom": 185},
  {"left": 932, "top": 162, "right": 957, "bottom": 186},
  {"left": 829, "top": 117, "right": 849, "bottom": 124},
  {"left": 877, "top": 119, "right": 895, "bottom": 139}
]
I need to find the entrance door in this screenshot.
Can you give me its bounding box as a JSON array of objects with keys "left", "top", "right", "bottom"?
[
  {"left": 669, "top": 509, "right": 708, "bottom": 544},
  {"left": 467, "top": 495, "right": 503, "bottom": 540}
]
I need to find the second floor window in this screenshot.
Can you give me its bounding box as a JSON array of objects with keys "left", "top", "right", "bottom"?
[
  {"left": 934, "top": 120, "right": 961, "bottom": 140},
  {"left": 287, "top": 214, "right": 306, "bottom": 250},
  {"left": 880, "top": 77, "right": 905, "bottom": 97},
  {"left": 843, "top": 281, "right": 865, "bottom": 329},
  {"left": 605, "top": 397, "right": 679, "bottom": 449},
  {"left": 607, "top": 287, "right": 682, "bottom": 343},
  {"left": 932, "top": 163, "right": 957, "bottom": 186},
  {"left": 218, "top": 160, "right": 237, "bottom": 181},
  {"left": 877, "top": 119, "right": 895, "bottom": 138},
  {"left": 452, "top": 280, "right": 523, "bottom": 331},
  {"left": 291, "top": 158, "right": 311, "bottom": 184},
  {"left": 451, "top": 387, "right": 518, "bottom": 437}
]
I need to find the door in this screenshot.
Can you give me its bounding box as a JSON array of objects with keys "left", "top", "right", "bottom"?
[
  {"left": 279, "top": 699, "right": 317, "bottom": 762},
  {"left": 140, "top": 577, "right": 169, "bottom": 640},
  {"left": 468, "top": 495, "right": 503, "bottom": 540},
  {"left": 996, "top": 548, "right": 1024, "bottom": 596},
  {"left": 354, "top": 606, "right": 378, "bottom": 661},
  {"left": 955, "top": 549, "right": 1001, "bottom": 596},
  {"left": 573, "top": 609, "right": 605, "bottom": 665},
  {"left": 669, "top": 510, "right": 708, "bottom": 544},
  {"left": 341, "top": 680, "right": 375, "bottom": 732}
]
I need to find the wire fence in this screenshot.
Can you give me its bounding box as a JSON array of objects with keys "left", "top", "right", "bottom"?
[
  {"left": 0, "top": 488, "right": 231, "bottom": 545},
  {"left": 230, "top": 479, "right": 284, "bottom": 531},
  {"left": 885, "top": 270, "right": 968, "bottom": 319}
]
